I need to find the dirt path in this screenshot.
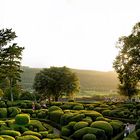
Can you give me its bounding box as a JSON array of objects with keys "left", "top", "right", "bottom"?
[
  {"left": 129, "top": 124, "right": 135, "bottom": 132},
  {"left": 53, "top": 127, "right": 61, "bottom": 135}
]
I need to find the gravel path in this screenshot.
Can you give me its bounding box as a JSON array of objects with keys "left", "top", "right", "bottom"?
[
  {"left": 53, "top": 127, "right": 61, "bottom": 135},
  {"left": 129, "top": 124, "right": 135, "bottom": 132}
]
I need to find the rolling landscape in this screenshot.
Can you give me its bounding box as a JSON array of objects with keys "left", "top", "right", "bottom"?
[{"left": 21, "top": 66, "right": 119, "bottom": 96}]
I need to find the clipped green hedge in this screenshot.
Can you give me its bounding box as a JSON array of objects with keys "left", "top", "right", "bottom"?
[
  {"left": 73, "top": 121, "right": 89, "bottom": 130},
  {"left": 0, "top": 130, "right": 21, "bottom": 137},
  {"left": 70, "top": 114, "right": 85, "bottom": 122},
  {"left": 73, "top": 105, "right": 84, "bottom": 110},
  {"left": 16, "top": 135, "right": 40, "bottom": 140},
  {"left": 48, "top": 106, "right": 62, "bottom": 113},
  {"left": 39, "top": 131, "right": 48, "bottom": 138},
  {"left": 90, "top": 121, "right": 113, "bottom": 138},
  {"left": 8, "top": 107, "right": 21, "bottom": 117},
  {"left": 0, "top": 135, "right": 15, "bottom": 140},
  {"left": 60, "top": 113, "right": 75, "bottom": 125},
  {"left": 15, "top": 114, "right": 30, "bottom": 125},
  {"left": 23, "top": 131, "right": 42, "bottom": 138},
  {"left": 0, "top": 108, "right": 7, "bottom": 118},
  {"left": 82, "top": 133, "right": 96, "bottom": 140},
  {"left": 82, "top": 116, "right": 92, "bottom": 124},
  {"left": 61, "top": 126, "right": 71, "bottom": 136}
]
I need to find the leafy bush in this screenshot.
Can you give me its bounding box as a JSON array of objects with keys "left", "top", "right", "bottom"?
[
  {"left": 61, "top": 126, "right": 71, "bottom": 136},
  {"left": 15, "top": 114, "right": 30, "bottom": 125},
  {"left": 10, "top": 124, "right": 29, "bottom": 133},
  {"left": 36, "top": 109, "right": 48, "bottom": 119},
  {"left": 90, "top": 121, "right": 113, "bottom": 138},
  {"left": 0, "top": 137, "right": 3, "bottom": 140},
  {"left": 46, "top": 134, "right": 60, "bottom": 139},
  {"left": 49, "top": 110, "right": 64, "bottom": 124},
  {"left": 82, "top": 116, "right": 92, "bottom": 124},
  {"left": 21, "top": 109, "right": 34, "bottom": 114},
  {"left": 0, "top": 135, "right": 15, "bottom": 140},
  {"left": 72, "top": 127, "right": 106, "bottom": 140},
  {"left": 73, "top": 105, "right": 84, "bottom": 110},
  {"left": 39, "top": 131, "right": 48, "bottom": 138},
  {"left": 60, "top": 104, "right": 73, "bottom": 110},
  {"left": 48, "top": 106, "right": 62, "bottom": 112},
  {"left": 0, "top": 130, "right": 21, "bottom": 137},
  {"left": 60, "top": 113, "right": 75, "bottom": 125},
  {"left": 70, "top": 114, "right": 85, "bottom": 122},
  {"left": 23, "top": 131, "right": 42, "bottom": 138},
  {"left": 8, "top": 107, "right": 21, "bottom": 117},
  {"left": 135, "top": 119, "right": 140, "bottom": 130},
  {"left": 0, "top": 108, "right": 7, "bottom": 118},
  {"left": 102, "top": 110, "right": 111, "bottom": 116},
  {"left": 73, "top": 121, "right": 89, "bottom": 130},
  {"left": 0, "top": 101, "right": 6, "bottom": 107},
  {"left": 67, "top": 121, "right": 77, "bottom": 130},
  {"left": 20, "top": 91, "right": 36, "bottom": 101},
  {"left": 82, "top": 133, "right": 96, "bottom": 140},
  {"left": 16, "top": 135, "right": 40, "bottom": 140},
  {"left": 96, "top": 116, "right": 111, "bottom": 122}
]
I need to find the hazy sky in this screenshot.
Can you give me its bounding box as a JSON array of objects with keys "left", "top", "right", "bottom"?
[{"left": 0, "top": 0, "right": 140, "bottom": 71}]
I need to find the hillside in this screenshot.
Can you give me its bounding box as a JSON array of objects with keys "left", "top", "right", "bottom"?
[{"left": 20, "top": 66, "right": 118, "bottom": 92}]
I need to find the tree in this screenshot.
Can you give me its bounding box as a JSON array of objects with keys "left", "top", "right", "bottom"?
[
  {"left": 33, "top": 66, "right": 80, "bottom": 102},
  {"left": 113, "top": 22, "right": 140, "bottom": 99},
  {"left": 0, "top": 29, "right": 24, "bottom": 101}
]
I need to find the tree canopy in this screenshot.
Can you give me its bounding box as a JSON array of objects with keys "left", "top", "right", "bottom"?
[
  {"left": 0, "top": 28, "right": 24, "bottom": 101},
  {"left": 33, "top": 66, "right": 80, "bottom": 102},
  {"left": 113, "top": 22, "right": 140, "bottom": 99}
]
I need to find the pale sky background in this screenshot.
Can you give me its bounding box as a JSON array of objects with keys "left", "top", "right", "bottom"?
[{"left": 0, "top": 0, "right": 140, "bottom": 71}]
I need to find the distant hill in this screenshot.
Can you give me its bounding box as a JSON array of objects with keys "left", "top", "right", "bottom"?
[{"left": 21, "top": 66, "right": 118, "bottom": 92}]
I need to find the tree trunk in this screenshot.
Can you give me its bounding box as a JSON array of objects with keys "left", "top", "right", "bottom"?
[
  {"left": 55, "top": 96, "right": 59, "bottom": 101},
  {"left": 10, "top": 78, "right": 13, "bottom": 102}
]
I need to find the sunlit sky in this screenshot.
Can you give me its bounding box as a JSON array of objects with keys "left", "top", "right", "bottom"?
[{"left": 0, "top": 0, "right": 140, "bottom": 71}]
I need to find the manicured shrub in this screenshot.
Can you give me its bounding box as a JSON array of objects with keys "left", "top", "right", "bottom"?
[
  {"left": 110, "top": 120, "right": 123, "bottom": 135},
  {"left": 49, "top": 110, "right": 64, "bottom": 124},
  {"left": 90, "top": 121, "right": 113, "bottom": 138},
  {"left": 23, "top": 131, "right": 42, "bottom": 138},
  {"left": 70, "top": 114, "right": 85, "bottom": 122},
  {"left": 30, "top": 120, "right": 46, "bottom": 131},
  {"left": 136, "top": 119, "right": 140, "bottom": 130},
  {"left": 36, "top": 109, "right": 48, "bottom": 119},
  {"left": 60, "top": 113, "right": 75, "bottom": 125},
  {"left": 0, "top": 135, "right": 15, "bottom": 140},
  {"left": 0, "top": 130, "right": 21, "bottom": 137},
  {"left": 0, "top": 137, "right": 3, "bottom": 140},
  {"left": 16, "top": 135, "right": 40, "bottom": 140},
  {"left": 82, "top": 133, "right": 96, "bottom": 140},
  {"left": 72, "top": 127, "right": 106, "bottom": 140},
  {"left": 48, "top": 106, "right": 62, "bottom": 113},
  {"left": 60, "top": 104, "right": 73, "bottom": 110},
  {"left": 20, "top": 91, "right": 36, "bottom": 101},
  {"left": 15, "top": 114, "right": 30, "bottom": 125},
  {"left": 67, "top": 121, "right": 77, "bottom": 129},
  {"left": 0, "top": 108, "right": 7, "bottom": 118},
  {"left": 84, "top": 111, "right": 102, "bottom": 121},
  {"left": 50, "top": 102, "right": 63, "bottom": 106},
  {"left": 47, "top": 134, "right": 60, "bottom": 139},
  {"left": 96, "top": 116, "right": 111, "bottom": 122},
  {"left": 61, "top": 126, "right": 71, "bottom": 136},
  {"left": 39, "top": 131, "right": 48, "bottom": 138},
  {"left": 8, "top": 107, "right": 21, "bottom": 117},
  {"left": 74, "top": 121, "right": 89, "bottom": 130},
  {"left": 0, "top": 101, "right": 6, "bottom": 107},
  {"left": 10, "top": 124, "right": 29, "bottom": 133},
  {"left": 82, "top": 116, "right": 92, "bottom": 124},
  {"left": 73, "top": 105, "right": 84, "bottom": 110},
  {"left": 21, "top": 109, "right": 34, "bottom": 114},
  {"left": 102, "top": 110, "right": 111, "bottom": 116}
]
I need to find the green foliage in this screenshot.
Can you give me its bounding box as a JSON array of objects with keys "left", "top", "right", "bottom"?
[
  {"left": 0, "top": 101, "right": 6, "bottom": 107},
  {"left": 82, "top": 133, "right": 96, "bottom": 140},
  {"left": 48, "top": 106, "right": 62, "bottom": 112},
  {"left": 136, "top": 119, "right": 140, "bottom": 130},
  {"left": 82, "top": 116, "right": 92, "bottom": 124},
  {"left": 70, "top": 114, "right": 85, "bottom": 122},
  {"left": 136, "top": 129, "right": 140, "bottom": 138},
  {"left": 8, "top": 107, "right": 21, "bottom": 117},
  {"left": 46, "top": 134, "right": 60, "bottom": 139},
  {"left": 73, "top": 121, "right": 89, "bottom": 130},
  {"left": 33, "top": 66, "right": 80, "bottom": 101},
  {"left": 0, "top": 108, "right": 7, "bottom": 118},
  {"left": 15, "top": 114, "right": 30, "bottom": 125},
  {"left": 20, "top": 91, "right": 36, "bottom": 100},
  {"left": 61, "top": 126, "right": 71, "bottom": 136},
  {"left": 90, "top": 121, "right": 113, "bottom": 138},
  {"left": 39, "top": 131, "right": 48, "bottom": 138},
  {"left": 0, "top": 135, "right": 15, "bottom": 140},
  {"left": 73, "top": 105, "right": 84, "bottom": 110},
  {"left": 113, "top": 22, "right": 140, "bottom": 99},
  {"left": 23, "top": 131, "right": 42, "bottom": 138},
  {"left": 0, "top": 130, "right": 21, "bottom": 137},
  {"left": 16, "top": 135, "right": 40, "bottom": 140}
]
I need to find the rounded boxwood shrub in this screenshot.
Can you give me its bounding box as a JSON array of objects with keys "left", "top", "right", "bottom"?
[
  {"left": 61, "top": 126, "right": 71, "bottom": 136},
  {"left": 82, "top": 133, "right": 96, "bottom": 140},
  {"left": 0, "top": 137, "right": 3, "bottom": 140},
  {"left": 90, "top": 121, "right": 113, "bottom": 138},
  {"left": 84, "top": 111, "right": 102, "bottom": 121},
  {"left": 60, "top": 104, "right": 73, "bottom": 110},
  {"left": 74, "top": 121, "right": 89, "bottom": 130},
  {"left": 0, "top": 101, "right": 6, "bottom": 108},
  {"left": 96, "top": 117, "right": 111, "bottom": 122},
  {"left": 47, "top": 134, "right": 60, "bottom": 139},
  {"left": 102, "top": 110, "right": 111, "bottom": 116},
  {"left": 8, "top": 107, "right": 21, "bottom": 117},
  {"left": 73, "top": 105, "right": 84, "bottom": 110},
  {"left": 67, "top": 121, "right": 77, "bottom": 129},
  {"left": 15, "top": 114, "right": 30, "bottom": 125},
  {"left": 60, "top": 113, "right": 75, "bottom": 125},
  {"left": 0, "top": 108, "right": 7, "bottom": 118},
  {"left": 0, "top": 135, "right": 15, "bottom": 140},
  {"left": 23, "top": 131, "right": 42, "bottom": 138},
  {"left": 70, "top": 114, "right": 85, "bottom": 122},
  {"left": 16, "top": 135, "right": 40, "bottom": 140},
  {"left": 49, "top": 110, "right": 64, "bottom": 124},
  {"left": 72, "top": 127, "right": 106, "bottom": 140},
  {"left": 10, "top": 124, "right": 29, "bottom": 133},
  {"left": 48, "top": 106, "right": 62, "bottom": 113},
  {"left": 136, "top": 129, "right": 140, "bottom": 138},
  {"left": 0, "top": 130, "right": 21, "bottom": 137},
  {"left": 82, "top": 117, "right": 92, "bottom": 124},
  {"left": 39, "top": 131, "right": 48, "bottom": 138}
]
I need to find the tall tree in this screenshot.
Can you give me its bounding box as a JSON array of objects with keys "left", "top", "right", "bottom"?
[
  {"left": 0, "top": 29, "right": 24, "bottom": 101},
  {"left": 33, "top": 66, "right": 80, "bottom": 102},
  {"left": 113, "top": 22, "right": 140, "bottom": 99}
]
